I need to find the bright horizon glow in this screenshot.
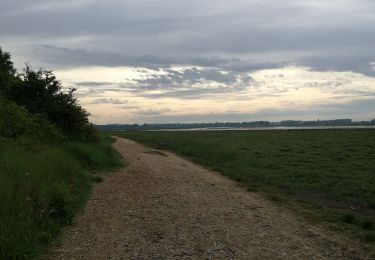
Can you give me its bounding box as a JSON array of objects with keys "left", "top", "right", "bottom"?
[{"left": 53, "top": 66, "right": 375, "bottom": 124}]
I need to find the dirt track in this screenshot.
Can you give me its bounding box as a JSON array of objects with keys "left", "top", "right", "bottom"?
[{"left": 46, "top": 137, "right": 373, "bottom": 259}]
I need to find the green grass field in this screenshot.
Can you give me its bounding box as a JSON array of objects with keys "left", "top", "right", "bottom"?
[
  {"left": 113, "top": 129, "right": 375, "bottom": 241},
  {"left": 0, "top": 133, "right": 122, "bottom": 259}
]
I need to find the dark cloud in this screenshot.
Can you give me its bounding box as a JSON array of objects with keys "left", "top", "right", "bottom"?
[
  {"left": 135, "top": 108, "right": 172, "bottom": 116},
  {"left": 75, "top": 81, "right": 115, "bottom": 87},
  {"left": 32, "top": 45, "right": 174, "bottom": 69},
  {"left": 1, "top": 0, "right": 374, "bottom": 76},
  {"left": 33, "top": 45, "right": 288, "bottom": 73},
  {"left": 300, "top": 54, "right": 375, "bottom": 77},
  {"left": 73, "top": 89, "right": 105, "bottom": 98},
  {"left": 121, "top": 67, "right": 254, "bottom": 98},
  {"left": 90, "top": 98, "right": 128, "bottom": 104},
  {"left": 119, "top": 105, "right": 142, "bottom": 110}
]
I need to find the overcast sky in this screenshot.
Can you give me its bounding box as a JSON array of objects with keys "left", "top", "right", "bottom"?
[{"left": 1, "top": 0, "right": 375, "bottom": 123}]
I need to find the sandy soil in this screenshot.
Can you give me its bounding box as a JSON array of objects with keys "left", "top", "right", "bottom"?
[{"left": 45, "top": 137, "right": 374, "bottom": 259}]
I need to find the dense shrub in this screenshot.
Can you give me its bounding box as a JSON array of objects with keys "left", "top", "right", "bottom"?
[
  {"left": 0, "top": 98, "right": 34, "bottom": 139},
  {"left": 0, "top": 98, "right": 63, "bottom": 142},
  {"left": 0, "top": 47, "right": 98, "bottom": 142}
]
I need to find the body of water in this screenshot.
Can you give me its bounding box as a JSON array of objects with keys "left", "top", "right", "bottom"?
[{"left": 149, "top": 126, "right": 375, "bottom": 131}]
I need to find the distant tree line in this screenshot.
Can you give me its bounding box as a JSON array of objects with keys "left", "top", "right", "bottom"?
[
  {"left": 97, "top": 118, "right": 375, "bottom": 131},
  {"left": 0, "top": 47, "right": 98, "bottom": 142}
]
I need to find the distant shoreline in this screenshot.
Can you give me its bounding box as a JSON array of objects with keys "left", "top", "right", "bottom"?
[
  {"left": 142, "top": 126, "right": 375, "bottom": 131},
  {"left": 98, "top": 119, "right": 375, "bottom": 131}
]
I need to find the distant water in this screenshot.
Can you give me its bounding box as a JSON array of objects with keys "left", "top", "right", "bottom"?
[{"left": 149, "top": 126, "right": 375, "bottom": 131}]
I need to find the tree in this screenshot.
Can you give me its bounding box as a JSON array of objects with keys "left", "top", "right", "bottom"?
[
  {"left": 10, "top": 66, "right": 96, "bottom": 140},
  {"left": 0, "top": 47, "right": 16, "bottom": 95},
  {"left": 0, "top": 47, "right": 98, "bottom": 141}
]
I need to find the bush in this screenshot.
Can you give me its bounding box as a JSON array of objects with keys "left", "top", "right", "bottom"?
[
  {"left": 8, "top": 66, "right": 95, "bottom": 141},
  {"left": 1, "top": 47, "right": 96, "bottom": 142},
  {"left": 63, "top": 138, "right": 122, "bottom": 171},
  {"left": 0, "top": 98, "right": 63, "bottom": 142},
  {"left": 0, "top": 98, "right": 34, "bottom": 139}
]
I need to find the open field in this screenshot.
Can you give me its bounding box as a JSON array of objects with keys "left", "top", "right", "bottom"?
[{"left": 113, "top": 129, "right": 375, "bottom": 241}]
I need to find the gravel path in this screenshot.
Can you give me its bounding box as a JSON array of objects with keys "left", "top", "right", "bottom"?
[{"left": 46, "top": 137, "right": 373, "bottom": 259}]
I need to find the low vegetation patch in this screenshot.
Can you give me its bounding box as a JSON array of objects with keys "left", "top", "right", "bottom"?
[{"left": 114, "top": 130, "right": 375, "bottom": 241}]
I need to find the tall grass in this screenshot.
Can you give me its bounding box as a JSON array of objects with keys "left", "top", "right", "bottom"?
[
  {"left": 64, "top": 137, "right": 122, "bottom": 171},
  {"left": 0, "top": 134, "right": 122, "bottom": 259}
]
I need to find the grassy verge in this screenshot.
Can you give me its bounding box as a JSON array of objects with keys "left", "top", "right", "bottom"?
[
  {"left": 0, "top": 133, "right": 122, "bottom": 259},
  {"left": 113, "top": 129, "right": 375, "bottom": 242}
]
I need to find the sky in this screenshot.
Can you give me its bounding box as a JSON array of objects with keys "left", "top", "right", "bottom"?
[{"left": 1, "top": 0, "right": 375, "bottom": 124}]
